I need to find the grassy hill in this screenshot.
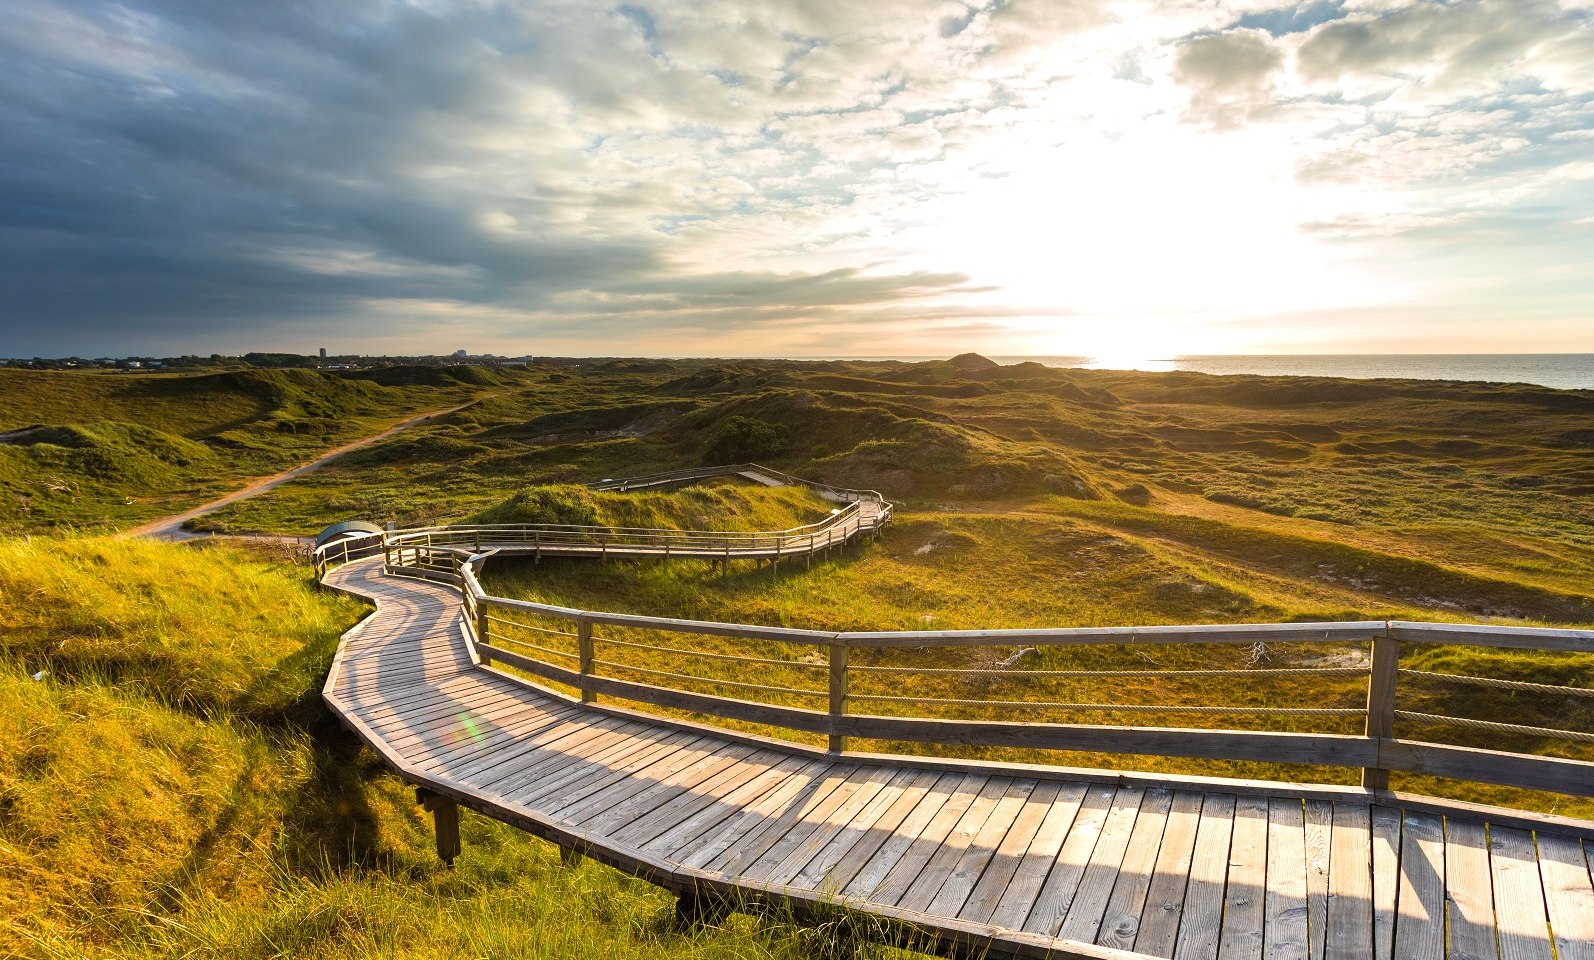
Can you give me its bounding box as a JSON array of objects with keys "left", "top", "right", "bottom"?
[
  {"left": 0, "top": 537, "right": 857, "bottom": 959},
  {"left": 2, "top": 356, "right": 1591, "bottom": 955},
  {"left": 0, "top": 367, "right": 510, "bottom": 533},
  {"left": 192, "top": 359, "right": 1593, "bottom": 601}
]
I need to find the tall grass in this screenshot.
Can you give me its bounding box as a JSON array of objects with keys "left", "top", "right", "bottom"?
[{"left": 0, "top": 536, "right": 917, "bottom": 959}]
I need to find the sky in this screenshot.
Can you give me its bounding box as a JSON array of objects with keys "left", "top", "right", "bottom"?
[{"left": 2, "top": 0, "right": 1593, "bottom": 359}]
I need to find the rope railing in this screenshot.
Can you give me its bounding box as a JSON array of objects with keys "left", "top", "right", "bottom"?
[
  {"left": 595, "top": 635, "right": 830, "bottom": 670},
  {"left": 1392, "top": 711, "right": 1594, "bottom": 744},
  {"left": 314, "top": 470, "right": 1594, "bottom": 801},
  {"left": 1398, "top": 668, "right": 1594, "bottom": 698},
  {"left": 452, "top": 567, "right": 1593, "bottom": 797},
  {"left": 846, "top": 694, "right": 1367, "bottom": 718},
  {"left": 849, "top": 664, "right": 1371, "bottom": 679},
  {"left": 595, "top": 660, "right": 828, "bottom": 701}
]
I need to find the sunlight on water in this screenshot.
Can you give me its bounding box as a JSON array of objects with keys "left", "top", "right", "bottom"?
[{"left": 1078, "top": 355, "right": 1179, "bottom": 373}]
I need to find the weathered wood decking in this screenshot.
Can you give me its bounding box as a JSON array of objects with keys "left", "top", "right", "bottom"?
[{"left": 323, "top": 558, "right": 1594, "bottom": 960}]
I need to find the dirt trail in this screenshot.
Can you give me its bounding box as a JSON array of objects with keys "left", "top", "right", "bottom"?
[{"left": 127, "top": 397, "right": 487, "bottom": 541}]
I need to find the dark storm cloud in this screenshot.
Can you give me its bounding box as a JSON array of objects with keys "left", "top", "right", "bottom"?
[
  {"left": 3, "top": 0, "right": 1590, "bottom": 357},
  {"left": 0, "top": 0, "right": 986, "bottom": 355}
]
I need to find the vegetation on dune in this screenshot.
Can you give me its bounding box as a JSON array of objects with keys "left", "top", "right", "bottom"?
[
  {"left": 701, "top": 415, "right": 790, "bottom": 465},
  {"left": 0, "top": 537, "right": 892, "bottom": 959},
  {"left": 0, "top": 367, "right": 507, "bottom": 533},
  {"left": 468, "top": 480, "right": 833, "bottom": 532},
  {"left": 3, "top": 356, "right": 1594, "bottom": 955}
]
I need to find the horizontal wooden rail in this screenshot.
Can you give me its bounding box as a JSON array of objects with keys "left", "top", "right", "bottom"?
[
  {"left": 458, "top": 559, "right": 1594, "bottom": 796},
  {"left": 315, "top": 469, "right": 1594, "bottom": 802}
]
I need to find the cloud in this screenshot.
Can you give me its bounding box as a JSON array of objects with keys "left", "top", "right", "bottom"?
[
  {"left": 0, "top": 0, "right": 1589, "bottom": 357},
  {"left": 1174, "top": 28, "right": 1286, "bottom": 128},
  {"left": 1295, "top": 0, "right": 1581, "bottom": 98}
]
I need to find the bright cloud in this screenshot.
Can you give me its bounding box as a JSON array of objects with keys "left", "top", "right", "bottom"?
[{"left": 0, "top": 0, "right": 1590, "bottom": 357}]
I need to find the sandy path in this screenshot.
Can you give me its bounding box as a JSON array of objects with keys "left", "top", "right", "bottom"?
[{"left": 127, "top": 396, "right": 488, "bottom": 541}]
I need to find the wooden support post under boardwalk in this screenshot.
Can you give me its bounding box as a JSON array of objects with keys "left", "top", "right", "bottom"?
[
  {"left": 673, "top": 887, "right": 731, "bottom": 931},
  {"left": 829, "top": 642, "right": 849, "bottom": 753},
  {"left": 416, "top": 788, "right": 461, "bottom": 866},
  {"left": 1363, "top": 631, "right": 1400, "bottom": 790}
]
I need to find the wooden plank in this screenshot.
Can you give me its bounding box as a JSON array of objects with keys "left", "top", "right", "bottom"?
[
  {"left": 1443, "top": 818, "right": 1495, "bottom": 960},
  {"left": 1324, "top": 803, "right": 1372, "bottom": 960},
  {"left": 339, "top": 663, "right": 471, "bottom": 690},
  {"left": 534, "top": 734, "right": 717, "bottom": 818},
  {"left": 410, "top": 702, "right": 588, "bottom": 773},
  {"left": 1093, "top": 788, "right": 1176, "bottom": 951},
  {"left": 1031, "top": 786, "right": 1147, "bottom": 938},
  {"left": 742, "top": 766, "right": 906, "bottom": 884},
  {"left": 765, "top": 767, "right": 931, "bottom": 889},
  {"left": 632, "top": 755, "right": 813, "bottom": 854},
  {"left": 1489, "top": 826, "right": 1552, "bottom": 960},
  {"left": 474, "top": 724, "right": 672, "bottom": 800},
  {"left": 566, "top": 743, "right": 760, "bottom": 835},
  {"left": 814, "top": 771, "right": 962, "bottom": 894},
  {"left": 379, "top": 696, "right": 555, "bottom": 761},
  {"left": 1216, "top": 795, "right": 1270, "bottom": 960},
  {"left": 1304, "top": 799, "right": 1332, "bottom": 960},
  {"left": 550, "top": 738, "right": 746, "bottom": 823},
  {"left": 423, "top": 707, "right": 601, "bottom": 782},
  {"left": 337, "top": 670, "right": 475, "bottom": 697},
  {"left": 459, "top": 718, "right": 645, "bottom": 792},
  {"left": 917, "top": 779, "right": 1041, "bottom": 917},
  {"left": 870, "top": 777, "right": 1013, "bottom": 907},
  {"left": 609, "top": 751, "right": 798, "bottom": 850},
  {"left": 451, "top": 716, "right": 638, "bottom": 789},
  {"left": 1130, "top": 790, "right": 1203, "bottom": 957},
  {"left": 1379, "top": 740, "right": 1594, "bottom": 798},
  {"left": 376, "top": 687, "right": 564, "bottom": 754},
  {"left": 956, "top": 780, "right": 1071, "bottom": 926},
  {"left": 1262, "top": 799, "right": 1309, "bottom": 960},
  {"left": 1390, "top": 811, "right": 1443, "bottom": 960},
  {"left": 696, "top": 766, "right": 865, "bottom": 874},
  {"left": 1171, "top": 792, "right": 1236, "bottom": 960},
  {"left": 350, "top": 673, "right": 525, "bottom": 717},
  {"left": 1369, "top": 805, "right": 1401, "bottom": 960},
  {"left": 1537, "top": 833, "right": 1594, "bottom": 960},
  {"left": 975, "top": 781, "right": 1103, "bottom": 931},
  {"left": 674, "top": 762, "right": 842, "bottom": 871},
  {"left": 839, "top": 773, "right": 983, "bottom": 899},
  {"left": 1387, "top": 620, "right": 1594, "bottom": 653},
  {"left": 496, "top": 729, "right": 700, "bottom": 805},
  {"left": 711, "top": 765, "right": 897, "bottom": 877},
  {"left": 1058, "top": 787, "right": 1173, "bottom": 937}
]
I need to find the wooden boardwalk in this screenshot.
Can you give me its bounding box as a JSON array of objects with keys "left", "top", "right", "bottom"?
[{"left": 323, "top": 557, "right": 1594, "bottom": 960}]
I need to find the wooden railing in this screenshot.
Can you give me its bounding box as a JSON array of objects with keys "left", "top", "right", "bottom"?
[
  {"left": 449, "top": 553, "right": 1594, "bottom": 798},
  {"left": 586, "top": 461, "right": 890, "bottom": 510},
  {"left": 379, "top": 466, "right": 890, "bottom": 562},
  {"left": 311, "top": 476, "right": 1593, "bottom": 803}
]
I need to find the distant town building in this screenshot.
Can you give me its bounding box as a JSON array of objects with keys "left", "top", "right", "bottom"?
[
  {"left": 452, "top": 349, "right": 468, "bottom": 358},
  {"left": 319, "top": 347, "right": 327, "bottom": 358}
]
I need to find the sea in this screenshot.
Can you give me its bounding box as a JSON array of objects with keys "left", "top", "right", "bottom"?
[{"left": 858, "top": 354, "right": 1594, "bottom": 391}]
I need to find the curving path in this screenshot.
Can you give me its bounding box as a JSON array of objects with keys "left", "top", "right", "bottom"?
[
  {"left": 318, "top": 474, "right": 1594, "bottom": 960},
  {"left": 128, "top": 395, "right": 490, "bottom": 541}
]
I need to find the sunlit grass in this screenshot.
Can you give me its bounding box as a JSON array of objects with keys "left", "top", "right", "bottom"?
[{"left": 0, "top": 536, "right": 924, "bottom": 960}]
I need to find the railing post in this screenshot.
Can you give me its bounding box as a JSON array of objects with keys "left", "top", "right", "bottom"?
[
  {"left": 1363, "top": 626, "right": 1399, "bottom": 790},
  {"left": 828, "top": 640, "right": 849, "bottom": 753},
  {"left": 578, "top": 620, "right": 596, "bottom": 704},
  {"left": 476, "top": 595, "right": 492, "bottom": 665}
]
